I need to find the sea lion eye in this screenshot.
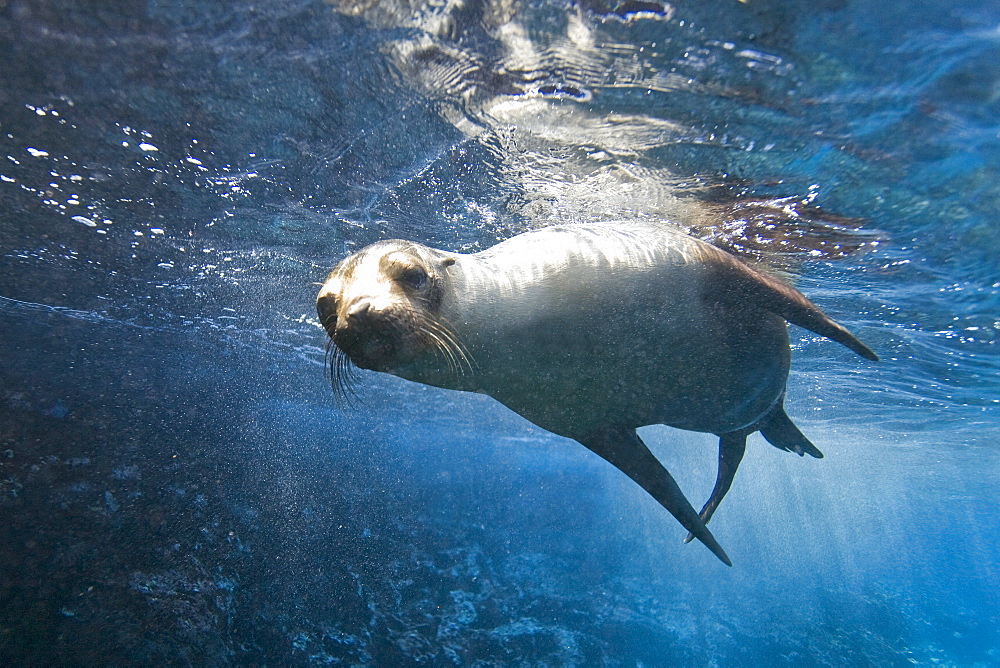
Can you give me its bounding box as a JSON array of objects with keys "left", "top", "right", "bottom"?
[{"left": 398, "top": 266, "right": 427, "bottom": 289}]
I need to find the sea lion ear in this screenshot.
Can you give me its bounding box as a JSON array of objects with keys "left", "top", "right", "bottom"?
[{"left": 440, "top": 257, "right": 457, "bottom": 268}]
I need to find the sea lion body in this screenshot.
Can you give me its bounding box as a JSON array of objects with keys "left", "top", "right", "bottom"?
[
  {"left": 392, "top": 225, "right": 789, "bottom": 440},
  {"left": 316, "top": 222, "right": 877, "bottom": 565}
]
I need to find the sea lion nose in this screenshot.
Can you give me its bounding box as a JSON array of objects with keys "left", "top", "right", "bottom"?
[{"left": 345, "top": 299, "right": 371, "bottom": 321}]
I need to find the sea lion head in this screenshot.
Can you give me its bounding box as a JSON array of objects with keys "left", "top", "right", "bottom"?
[{"left": 316, "top": 240, "right": 463, "bottom": 382}]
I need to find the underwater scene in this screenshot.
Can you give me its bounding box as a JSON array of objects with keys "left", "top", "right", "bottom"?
[{"left": 1, "top": 0, "right": 998, "bottom": 664}]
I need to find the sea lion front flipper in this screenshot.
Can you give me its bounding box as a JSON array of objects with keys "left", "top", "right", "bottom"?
[
  {"left": 580, "top": 428, "right": 732, "bottom": 566},
  {"left": 705, "top": 246, "right": 878, "bottom": 361},
  {"left": 683, "top": 431, "right": 747, "bottom": 544}
]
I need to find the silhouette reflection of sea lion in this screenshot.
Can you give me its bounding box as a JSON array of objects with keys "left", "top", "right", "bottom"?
[{"left": 316, "top": 222, "right": 878, "bottom": 565}]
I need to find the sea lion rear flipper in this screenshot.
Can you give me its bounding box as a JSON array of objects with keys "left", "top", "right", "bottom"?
[
  {"left": 707, "top": 247, "right": 878, "bottom": 361},
  {"left": 683, "top": 431, "right": 747, "bottom": 544},
  {"left": 581, "top": 428, "right": 732, "bottom": 566},
  {"left": 757, "top": 402, "right": 824, "bottom": 458}
]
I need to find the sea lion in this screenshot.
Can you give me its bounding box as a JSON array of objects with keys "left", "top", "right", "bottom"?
[{"left": 315, "top": 222, "right": 877, "bottom": 565}]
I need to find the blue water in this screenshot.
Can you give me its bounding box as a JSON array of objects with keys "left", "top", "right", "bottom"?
[{"left": 1, "top": 0, "right": 998, "bottom": 664}]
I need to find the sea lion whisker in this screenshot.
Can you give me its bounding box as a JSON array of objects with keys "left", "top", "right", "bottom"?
[
  {"left": 325, "top": 338, "right": 359, "bottom": 406},
  {"left": 409, "top": 310, "right": 454, "bottom": 369},
  {"left": 415, "top": 320, "right": 455, "bottom": 371},
  {"left": 421, "top": 316, "right": 474, "bottom": 375},
  {"left": 418, "top": 325, "right": 460, "bottom": 376},
  {"left": 423, "top": 317, "right": 475, "bottom": 374},
  {"left": 337, "top": 351, "right": 361, "bottom": 406},
  {"left": 437, "top": 322, "right": 475, "bottom": 374}
]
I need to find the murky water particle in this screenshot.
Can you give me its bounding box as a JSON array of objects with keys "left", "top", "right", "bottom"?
[
  {"left": 139, "top": 143, "right": 159, "bottom": 152},
  {"left": 1, "top": 175, "right": 14, "bottom": 183},
  {"left": 72, "top": 216, "right": 97, "bottom": 227},
  {"left": 26, "top": 148, "right": 49, "bottom": 157},
  {"left": 185, "top": 157, "right": 203, "bottom": 165},
  {"left": 150, "top": 228, "right": 165, "bottom": 235}
]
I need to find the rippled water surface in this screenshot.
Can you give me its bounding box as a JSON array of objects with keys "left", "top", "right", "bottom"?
[{"left": 2, "top": 0, "right": 998, "bottom": 664}]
